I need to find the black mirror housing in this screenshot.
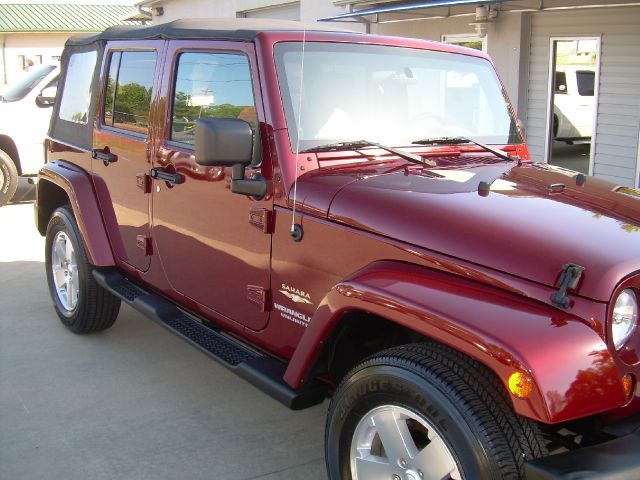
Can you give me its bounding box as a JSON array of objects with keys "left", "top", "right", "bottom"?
[
  {"left": 36, "top": 94, "right": 55, "bottom": 108},
  {"left": 195, "top": 117, "right": 253, "bottom": 167}
]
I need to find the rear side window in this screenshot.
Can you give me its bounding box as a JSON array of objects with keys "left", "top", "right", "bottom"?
[
  {"left": 576, "top": 70, "right": 595, "bottom": 96},
  {"left": 170, "top": 52, "right": 256, "bottom": 146},
  {"left": 58, "top": 51, "right": 97, "bottom": 124},
  {"left": 554, "top": 71, "right": 567, "bottom": 94},
  {"left": 103, "top": 50, "right": 157, "bottom": 134}
]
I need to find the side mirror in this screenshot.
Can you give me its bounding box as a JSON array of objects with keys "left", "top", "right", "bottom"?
[
  {"left": 195, "top": 117, "right": 266, "bottom": 200},
  {"left": 36, "top": 86, "right": 57, "bottom": 108},
  {"left": 195, "top": 117, "right": 253, "bottom": 167}
]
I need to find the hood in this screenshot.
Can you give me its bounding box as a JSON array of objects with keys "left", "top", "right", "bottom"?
[
  {"left": 0, "top": 101, "right": 20, "bottom": 128},
  {"left": 297, "top": 159, "right": 640, "bottom": 302}
]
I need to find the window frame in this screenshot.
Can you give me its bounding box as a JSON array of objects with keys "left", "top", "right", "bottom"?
[
  {"left": 100, "top": 47, "right": 159, "bottom": 139},
  {"left": 166, "top": 48, "right": 258, "bottom": 150}
]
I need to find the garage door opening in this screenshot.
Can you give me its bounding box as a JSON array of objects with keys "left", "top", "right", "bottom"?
[{"left": 545, "top": 37, "right": 600, "bottom": 174}]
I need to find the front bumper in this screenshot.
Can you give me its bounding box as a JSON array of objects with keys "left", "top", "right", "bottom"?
[{"left": 525, "top": 414, "right": 640, "bottom": 479}]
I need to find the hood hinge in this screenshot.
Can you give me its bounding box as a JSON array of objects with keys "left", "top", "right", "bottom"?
[{"left": 550, "top": 263, "right": 585, "bottom": 309}]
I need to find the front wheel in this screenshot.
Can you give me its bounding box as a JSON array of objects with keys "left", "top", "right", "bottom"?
[
  {"left": 45, "top": 206, "right": 121, "bottom": 333},
  {"left": 0, "top": 148, "right": 18, "bottom": 207},
  {"left": 325, "top": 343, "right": 547, "bottom": 480}
]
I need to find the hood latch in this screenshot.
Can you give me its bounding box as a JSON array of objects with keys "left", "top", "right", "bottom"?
[{"left": 550, "top": 263, "right": 585, "bottom": 309}]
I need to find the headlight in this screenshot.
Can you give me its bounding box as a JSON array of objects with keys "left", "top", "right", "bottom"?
[{"left": 612, "top": 289, "right": 638, "bottom": 349}]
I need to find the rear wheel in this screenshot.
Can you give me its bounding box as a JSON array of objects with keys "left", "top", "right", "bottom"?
[
  {"left": 0, "top": 148, "right": 18, "bottom": 207},
  {"left": 326, "top": 342, "right": 547, "bottom": 480},
  {"left": 45, "top": 206, "right": 121, "bottom": 333}
]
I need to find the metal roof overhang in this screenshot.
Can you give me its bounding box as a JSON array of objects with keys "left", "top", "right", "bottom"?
[
  {"left": 320, "top": 0, "right": 640, "bottom": 22},
  {"left": 320, "top": 0, "right": 509, "bottom": 21}
]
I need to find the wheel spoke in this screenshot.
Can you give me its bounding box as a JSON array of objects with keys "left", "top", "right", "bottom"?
[
  {"left": 65, "top": 236, "right": 73, "bottom": 262},
  {"left": 64, "top": 279, "right": 72, "bottom": 308},
  {"left": 355, "top": 456, "right": 396, "bottom": 479},
  {"left": 372, "top": 409, "right": 418, "bottom": 463},
  {"left": 413, "top": 433, "right": 458, "bottom": 480},
  {"left": 69, "top": 272, "right": 79, "bottom": 307},
  {"left": 53, "top": 267, "right": 66, "bottom": 290},
  {"left": 54, "top": 241, "right": 66, "bottom": 264}
]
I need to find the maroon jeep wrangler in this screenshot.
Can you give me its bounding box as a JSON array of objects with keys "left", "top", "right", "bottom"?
[{"left": 35, "top": 19, "right": 639, "bottom": 479}]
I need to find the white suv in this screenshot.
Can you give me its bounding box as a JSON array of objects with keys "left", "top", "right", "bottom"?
[
  {"left": 553, "top": 65, "right": 595, "bottom": 143},
  {"left": 0, "top": 65, "right": 59, "bottom": 206}
]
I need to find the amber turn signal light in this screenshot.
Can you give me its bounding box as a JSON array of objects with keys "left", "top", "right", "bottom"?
[
  {"left": 622, "top": 374, "right": 635, "bottom": 401},
  {"left": 508, "top": 372, "right": 533, "bottom": 399}
]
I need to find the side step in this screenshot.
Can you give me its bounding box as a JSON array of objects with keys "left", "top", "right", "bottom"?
[{"left": 93, "top": 269, "right": 327, "bottom": 410}]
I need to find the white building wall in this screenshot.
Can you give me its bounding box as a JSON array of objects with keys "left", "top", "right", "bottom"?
[
  {"left": 526, "top": 7, "right": 640, "bottom": 186},
  {"left": 2, "top": 33, "right": 71, "bottom": 86},
  {"left": 148, "top": 0, "right": 350, "bottom": 23}
]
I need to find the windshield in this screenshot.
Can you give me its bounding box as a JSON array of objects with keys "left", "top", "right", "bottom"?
[
  {"left": 0, "top": 65, "right": 56, "bottom": 102},
  {"left": 275, "top": 42, "right": 520, "bottom": 151}
]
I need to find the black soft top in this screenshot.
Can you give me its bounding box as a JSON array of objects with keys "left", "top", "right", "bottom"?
[{"left": 66, "top": 18, "right": 357, "bottom": 46}]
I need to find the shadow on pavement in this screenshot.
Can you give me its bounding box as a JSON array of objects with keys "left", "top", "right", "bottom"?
[{"left": 9, "top": 178, "right": 37, "bottom": 205}]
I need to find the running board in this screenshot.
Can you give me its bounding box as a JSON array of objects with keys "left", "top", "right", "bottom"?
[{"left": 93, "top": 269, "right": 327, "bottom": 410}]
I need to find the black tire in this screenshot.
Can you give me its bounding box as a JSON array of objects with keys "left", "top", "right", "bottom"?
[
  {"left": 326, "top": 342, "right": 547, "bottom": 480},
  {"left": 0, "top": 148, "right": 18, "bottom": 207},
  {"left": 45, "top": 206, "right": 121, "bottom": 333}
]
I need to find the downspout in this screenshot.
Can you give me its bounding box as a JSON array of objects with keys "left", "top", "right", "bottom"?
[
  {"left": 135, "top": 2, "right": 153, "bottom": 24},
  {"left": 1, "top": 34, "right": 7, "bottom": 86}
]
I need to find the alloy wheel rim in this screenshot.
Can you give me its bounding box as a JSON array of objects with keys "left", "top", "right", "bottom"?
[
  {"left": 51, "top": 231, "right": 79, "bottom": 311},
  {"left": 350, "top": 405, "right": 462, "bottom": 480}
]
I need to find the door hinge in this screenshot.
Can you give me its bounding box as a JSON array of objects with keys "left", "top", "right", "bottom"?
[
  {"left": 247, "top": 285, "right": 270, "bottom": 312},
  {"left": 249, "top": 207, "right": 274, "bottom": 234},
  {"left": 136, "top": 235, "right": 153, "bottom": 256},
  {"left": 136, "top": 173, "right": 151, "bottom": 193}
]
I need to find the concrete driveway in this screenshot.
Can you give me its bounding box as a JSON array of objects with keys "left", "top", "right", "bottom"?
[{"left": 0, "top": 182, "right": 328, "bottom": 480}]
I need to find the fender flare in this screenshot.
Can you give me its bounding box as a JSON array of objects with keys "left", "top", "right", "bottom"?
[
  {"left": 36, "top": 161, "right": 115, "bottom": 266},
  {"left": 284, "top": 261, "right": 626, "bottom": 424}
]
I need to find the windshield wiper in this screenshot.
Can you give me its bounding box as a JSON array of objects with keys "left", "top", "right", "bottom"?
[
  {"left": 412, "top": 137, "right": 517, "bottom": 162},
  {"left": 301, "top": 140, "right": 435, "bottom": 167}
]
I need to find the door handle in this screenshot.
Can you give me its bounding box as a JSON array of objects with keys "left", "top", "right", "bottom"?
[
  {"left": 92, "top": 148, "right": 117, "bottom": 165},
  {"left": 150, "top": 167, "right": 185, "bottom": 185}
]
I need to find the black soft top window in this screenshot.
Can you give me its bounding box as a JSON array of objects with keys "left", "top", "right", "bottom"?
[{"left": 49, "top": 41, "right": 103, "bottom": 149}]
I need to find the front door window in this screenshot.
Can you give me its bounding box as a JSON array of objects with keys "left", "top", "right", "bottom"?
[{"left": 170, "top": 52, "right": 257, "bottom": 146}]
